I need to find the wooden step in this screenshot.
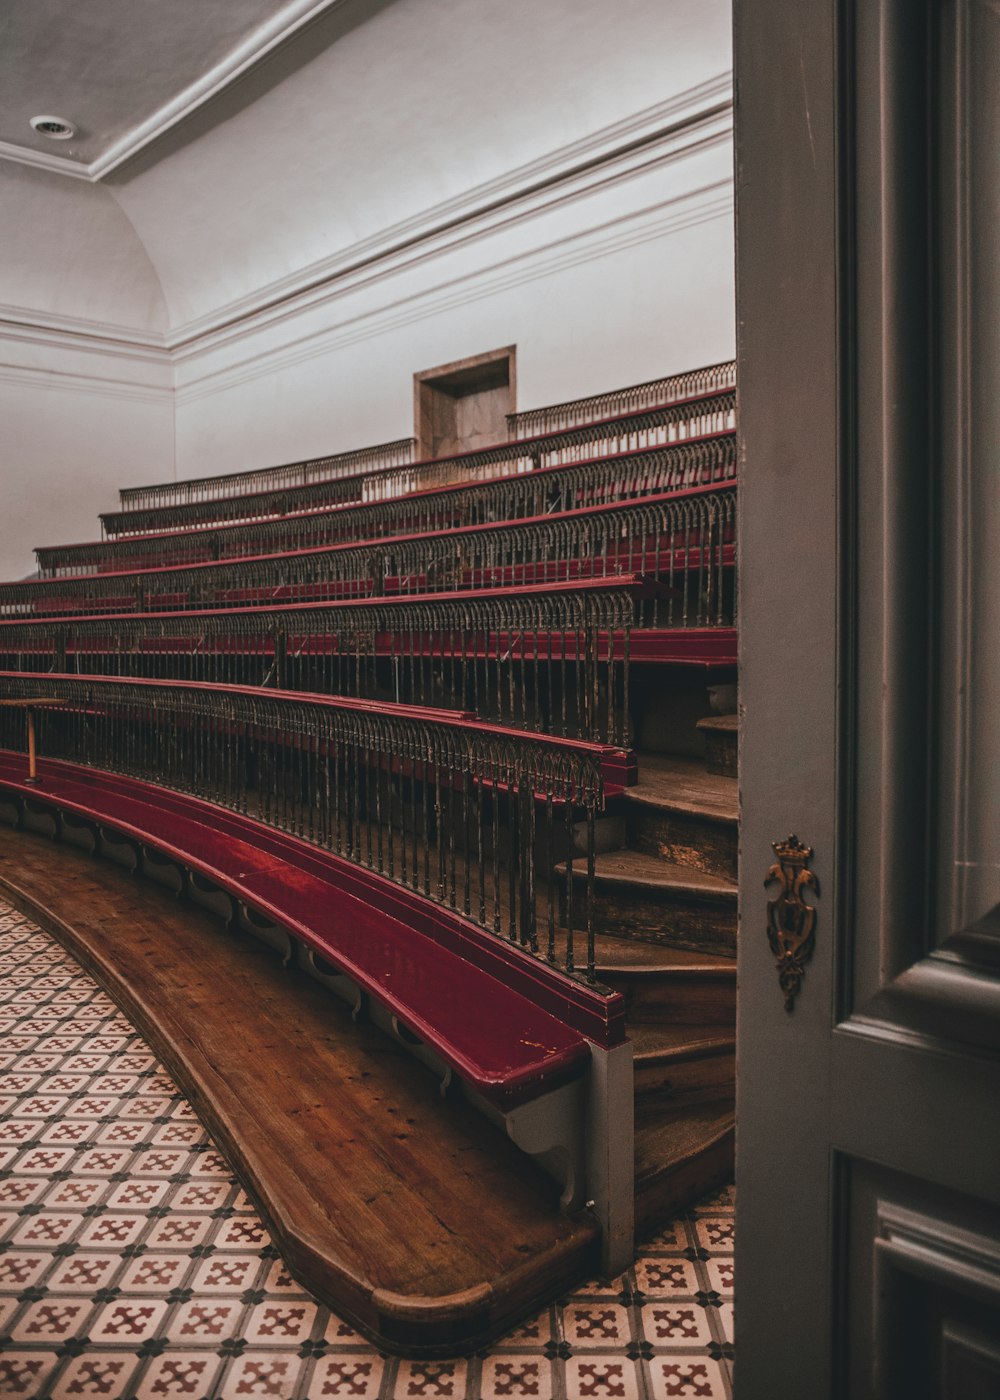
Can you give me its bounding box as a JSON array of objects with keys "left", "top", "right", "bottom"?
[
  {"left": 559, "top": 850, "right": 737, "bottom": 956},
  {"left": 0, "top": 828, "right": 599, "bottom": 1356},
  {"left": 547, "top": 926, "right": 736, "bottom": 1025},
  {"left": 634, "top": 1098, "right": 735, "bottom": 1237},
  {"left": 630, "top": 1025, "right": 735, "bottom": 1104},
  {"left": 695, "top": 714, "right": 738, "bottom": 778},
  {"left": 622, "top": 753, "right": 737, "bottom": 880}
]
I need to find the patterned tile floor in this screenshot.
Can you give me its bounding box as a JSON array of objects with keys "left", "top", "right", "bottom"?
[{"left": 0, "top": 896, "right": 735, "bottom": 1399}]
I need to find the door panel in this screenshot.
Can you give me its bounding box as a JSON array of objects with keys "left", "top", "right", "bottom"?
[{"left": 734, "top": 0, "right": 1000, "bottom": 1394}]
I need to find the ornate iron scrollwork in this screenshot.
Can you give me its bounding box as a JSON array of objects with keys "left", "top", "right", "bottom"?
[{"left": 765, "top": 835, "right": 818, "bottom": 1011}]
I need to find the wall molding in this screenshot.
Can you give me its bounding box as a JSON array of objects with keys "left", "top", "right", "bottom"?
[
  {"left": 2, "top": 72, "right": 732, "bottom": 409},
  {"left": 168, "top": 72, "right": 732, "bottom": 354},
  {"left": 175, "top": 179, "right": 733, "bottom": 404},
  {"left": 0, "top": 306, "right": 169, "bottom": 360},
  {"left": 0, "top": 0, "right": 357, "bottom": 183},
  {"left": 0, "top": 361, "right": 174, "bottom": 405}
]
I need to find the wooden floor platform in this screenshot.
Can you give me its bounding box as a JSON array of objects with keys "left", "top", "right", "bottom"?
[{"left": 0, "top": 827, "right": 599, "bottom": 1356}]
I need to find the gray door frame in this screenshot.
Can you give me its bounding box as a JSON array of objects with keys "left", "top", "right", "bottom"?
[{"left": 734, "top": 1, "right": 1000, "bottom": 1394}]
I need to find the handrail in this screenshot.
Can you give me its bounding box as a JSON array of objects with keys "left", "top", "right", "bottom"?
[
  {"left": 118, "top": 438, "right": 416, "bottom": 512},
  {"left": 507, "top": 361, "right": 737, "bottom": 437},
  {"left": 0, "top": 672, "right": 610, "bottom": 984},
  {"left": 0, "top": 578, "right": 644, "bottom": 746},
  {"left": 115, "top": 363, "right": 735, "bottom": 518},
  {"left": 4, "top": 488, "right": 738, "bottom": 629},
  {"left": 37, "top": 432, "right": 736, "bottom": 578},
  {"left": 101, "top": 388, "right": 736, "bottom": 539}
]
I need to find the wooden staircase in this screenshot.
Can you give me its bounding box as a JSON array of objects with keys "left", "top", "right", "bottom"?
[{"left": 560, "top": 716, "right": 738, "bottom": 1238}]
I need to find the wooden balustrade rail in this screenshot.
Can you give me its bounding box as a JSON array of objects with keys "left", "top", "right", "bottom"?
[
  {"left": 5, "top": 488, "right": 737, "bottom": 626},
  {"left": 0, "top": 673, "right": 622, "bottom": 984},
  {"left": 117, "top": 438, "right": 416, "bottom": 513},
  {"left": 101, "top": 389, "right": 736, "bottom": 539},
  {"left": 37, "top": 433, "right": 736, "bottom": 579}
]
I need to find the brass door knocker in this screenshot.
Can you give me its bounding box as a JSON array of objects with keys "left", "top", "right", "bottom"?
[{"left": 765, "top": 835, "right": 818, "bottom": 1010}]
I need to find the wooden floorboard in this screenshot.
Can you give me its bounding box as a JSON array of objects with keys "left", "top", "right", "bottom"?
[{"left": 0, "top": 826, "right": 599, "bottom": 1355}]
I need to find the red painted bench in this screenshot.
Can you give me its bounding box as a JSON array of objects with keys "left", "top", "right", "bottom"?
[{"left": 0, "top": 749, "right": 635, "bottom": 1271}]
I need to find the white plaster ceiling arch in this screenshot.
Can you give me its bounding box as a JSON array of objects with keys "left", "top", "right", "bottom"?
[{"left": 1, "top": 0, "right": 732, "bottom": 337}]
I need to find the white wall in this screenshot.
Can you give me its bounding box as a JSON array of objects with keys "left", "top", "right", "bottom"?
[
  {"left": 0, "top": 347, "right": 174, "bottom": 580},
  {"left": 174, "top": 205, "right": 735, "bottom": 477},
  {"left": 0, "top": 163, "right": 167, "bottom": 333},
  {"left": 170, "top": 71, "right": 735, "bottom": 475}
]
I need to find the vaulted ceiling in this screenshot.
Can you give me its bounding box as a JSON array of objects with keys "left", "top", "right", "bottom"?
[{"left": 0, "top": 0, "right": 732, "bottom": 336}]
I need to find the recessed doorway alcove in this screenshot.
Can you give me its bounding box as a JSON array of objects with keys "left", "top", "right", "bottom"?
[{"left": 414, "top": 346, "right": 516, "bottom": 462}]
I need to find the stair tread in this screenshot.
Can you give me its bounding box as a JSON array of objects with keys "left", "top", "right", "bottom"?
[
  {"left": 625, "top": 754, "right": 737, "bottom": 823},
  {"left": 550, "top": 926, "right": 735, "bottom": 973},
  {"left": 629, "top": 1024, "right": 735, "bottom": 1060},
  {"left": 634, "top": 1098, "right": 736, "bottom": 1182},
  {"left": 565, "top": 850, "right": 737, "bottom": 898},
  {"left": 695, "top": 714, "right": 739, "bottom": 734}
]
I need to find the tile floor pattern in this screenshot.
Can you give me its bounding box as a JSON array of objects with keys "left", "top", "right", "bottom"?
[{"left": 0, "top": 896, "right": 735, "bottom": 1399}]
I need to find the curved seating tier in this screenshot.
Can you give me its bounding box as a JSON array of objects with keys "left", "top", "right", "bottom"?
[
  {"left": 0, "top": 582, "right": 737, "bottom": 745},
  {"left": 0, "top": 834, "right": 606, "bottom": 1355},
  {"left": 103, "top": 388, "right": 736, "bottom": 538},
  {"left": 0, "top": 673, "right": 633, "bottom": 975},
  {"left": 1, "top": 362, "right": 739, "bottom": 1303},
  {"left": 0, "top": 578, "right": 643, "bottom": 745},
  {"left": 5, "top": 488, "right": 736, "bottom": 621},
  {"left": 113, "top": 362, "right": 733, "bottom": 520},
  {"left": 506, "top": 362, "right": 736, "bottom": 438},
  {"left": 38, "top": 433, "right": 735, "bottom": 578}
]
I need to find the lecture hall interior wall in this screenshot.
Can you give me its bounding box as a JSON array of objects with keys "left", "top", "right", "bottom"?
[{"left": 0, "top": 0, "right": 735, "bottom": 583}]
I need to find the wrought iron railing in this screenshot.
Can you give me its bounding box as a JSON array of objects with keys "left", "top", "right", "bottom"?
[
  {"left": 37, "top": 433, "right": 736, "bottom": 578},
  {"left": 0, "top": 582, "right": 640, "bottom": 745},
  {"left": 100, "top": 390, "right": 736, "bottom": 539},
  {"left": 4, "top": 488, "right": 737, "bottom": 627},
  {"left": 0, "top": 673, "right": 609, "bottom": 984},
  {"left": 117, "top": 438, "right": 416, "bottom": 513},
  {"left": 507, "top": 362, "right": 737, "bottom": 437}
]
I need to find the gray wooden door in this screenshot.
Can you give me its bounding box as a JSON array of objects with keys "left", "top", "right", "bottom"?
[{"left": 733, "top": 1, "right": 1000, "bottom": 1395}]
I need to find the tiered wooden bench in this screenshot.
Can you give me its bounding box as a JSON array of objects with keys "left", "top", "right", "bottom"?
[{"left": 0, "top": 361, "right": 739, "bottom": 1350}]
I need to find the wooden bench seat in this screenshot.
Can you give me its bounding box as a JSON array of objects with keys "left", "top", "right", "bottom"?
[{"left": 0, "top": 749, "right": 634, "bottom": 1276}]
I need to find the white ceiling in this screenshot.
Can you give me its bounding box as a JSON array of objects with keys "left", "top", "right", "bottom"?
[
  {"left": 0, "top": 0, "right": 357, "bottom": 178},
  {"left": 0, "top": 0, "right": 732, "bottom": 335}
]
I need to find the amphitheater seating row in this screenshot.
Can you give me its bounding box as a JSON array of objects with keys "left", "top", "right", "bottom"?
[
  {"left": 102, "top": 381, "right": 735, "bottom": 538},
  {"left": 0, "top": 363, "right": 739, "bottom": 1310},
  {"left": 37, "top": 432, "right": 735, "bottom": 578},
  {"left": 4, "top": 489, "right": 736, "bottom": 622}
]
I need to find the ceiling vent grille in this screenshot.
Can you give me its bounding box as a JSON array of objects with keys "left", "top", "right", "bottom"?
[{"left": 30, "top": 116, "right": 76, "bottom": 140}]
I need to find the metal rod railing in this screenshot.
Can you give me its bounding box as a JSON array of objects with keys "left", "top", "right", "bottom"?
[
  {"left": 100, "top": 390, "right": 736, "bottom": 539},
  {"left": 507, "top": 362, "right": 737, "bottom": 437},
  {"left": 37, "top": 433, "right": 735, "bottom": 578},
  {"left": 117, "top": 438, "right": 416, "bottom": 513},
  {"left": 0, "top": 673, "right": 609, "bottom": 986},
  {"left": 6, "top": 488, "right": 737, "bottom": 623},
  {"left": 0, "top": 582, "right": 640, "bottom": 746}
]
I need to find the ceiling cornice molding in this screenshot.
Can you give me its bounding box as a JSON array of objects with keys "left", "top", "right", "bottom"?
[
  {"left": 174, "top": 178, "right": 734, "bottom": 403},
  {"left": 1, "top": 73, "right": 732, "bottom": 379},
  {"left": 0, "top": 140, "right": 93, "bottom": 180},
  {"left": 0, "top": 0, "right": 355, "bottom": 182},
  {"left": 0, "top": 305, "right": 169, "bottom": 360},
  {"left": 0, "top": 361, "right": 173, "bottom": 405},
  {"left": 168, "top": 71, "right": 733, "bottom": 354}
]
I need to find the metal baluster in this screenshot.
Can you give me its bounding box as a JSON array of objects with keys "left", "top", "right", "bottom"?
[{"left": 563, "top": 791, "right": 574, "bottom": 974}]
